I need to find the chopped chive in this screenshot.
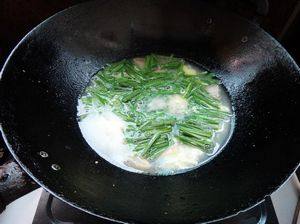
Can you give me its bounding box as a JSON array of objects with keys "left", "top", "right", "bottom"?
[
  {"left": 79, "top": 54, "right": 231, "bottom": 160},
  {"left": 177, "top": 124, "right": 213, "bottom": 138},
  {"left": 122, "top": 89, "right": 143, "bottom": 102},
  {"left": 145, "top": 134, "right": 161, "bottom": 150},
  {"left": 183, "top": 82, "right": 194, "bottom": 98},
  {"left": 107, "top": 60, "right": 126, "bottom": 73},
  {"left": 176, "top": 135, "right": 212, "bottom": 153},
  {"left": 144, "top": 54, "right": 159, "bottom": 71}
]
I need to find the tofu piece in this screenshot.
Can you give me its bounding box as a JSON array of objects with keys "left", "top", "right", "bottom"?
[
  {"left": 124, "top": 156, "right": 152, "bottom": 171},
  {"left": 206, "top": 84, "right": 221, "bottom": 99},
  {"left": 133, "top": 57, "right": 145, "bottom": 69},
  {"left": 182, "top": 65, "right": 198, "bottom": 76},
  {"left": 167, "top": 94, "right": 188, "bottom": 115}
]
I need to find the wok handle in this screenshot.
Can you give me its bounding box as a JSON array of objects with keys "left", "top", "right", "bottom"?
[{"left": 0, "top": 158, "right": 38, "bottom": 213}]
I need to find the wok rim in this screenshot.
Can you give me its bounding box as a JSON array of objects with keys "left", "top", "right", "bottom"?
[{"left": 0, "top": 0, "right": 299, "bottom": 223}]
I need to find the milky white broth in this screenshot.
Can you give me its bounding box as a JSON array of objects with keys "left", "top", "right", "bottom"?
[{"left": 77, "top": 57, "right": 233, "bottom": 175}]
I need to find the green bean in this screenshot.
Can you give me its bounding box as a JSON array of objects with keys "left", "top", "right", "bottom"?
[
  {"left": 176, "top": 135, "right": 211, "bottom": 153},
  {"left": 124, "top": 63, "right": 144, "bottom": 80},
  {"left": 107, "top": 60, "right": 126, "bottom": 73},
  {"left": 116, "top": 77, "right": 140, "bottom": 87},
  {"left": 183, "top": 82, "right": 194, "bottom": 98},
  {"left": 144, "top": 141, "right": 170, "bottom": 159},
  {"left": 122, "top": 89, "right": 143, "bottom": 102},
  {"left": 140, "top": 119, "right": 176, "bottom": 131},
  {"left": 197, "top": 72, "right": 219, "bottom": 85},
  {"left": 144, "top": 54, "right": 159, "bottom": 71},
  {"left": 177, "top": 124, "right": 213, "bottom": 138}
]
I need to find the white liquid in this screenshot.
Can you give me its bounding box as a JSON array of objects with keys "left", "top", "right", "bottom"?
[
  {"left": 78, "top": 109, "right": 208, "bottom": 174},
  {"left": 78, "top": 85, "right": 232, "bottom": 175},
  {"left": 78, "top": 107, "right": 142, "bottom": 173}
]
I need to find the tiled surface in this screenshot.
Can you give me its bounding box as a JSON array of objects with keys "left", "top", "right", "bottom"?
[
  {"left": 0, "top": 188, "right": 42, "bottom": 224},
  {"left": 271, "top": 174, "right": 300, "bottom": 224}
]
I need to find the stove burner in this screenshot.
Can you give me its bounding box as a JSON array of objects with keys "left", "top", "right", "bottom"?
[{"left": 32, "top": 191, "right": 278, "bottom": 224}]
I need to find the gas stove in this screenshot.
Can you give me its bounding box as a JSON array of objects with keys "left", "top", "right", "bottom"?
[
  {"left": 33, "top": 192, "right": 277, "bottom": 224},
  {"left": 0, "top": 175, "right": 298, "bottom": 224},
  {"left": 1, "top": 134, "right": 299, "bottom": 223}
]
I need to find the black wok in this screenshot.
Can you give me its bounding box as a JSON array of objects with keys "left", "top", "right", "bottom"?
[{"left": 0, "top": 0, "right": 300, "bottom": 223}]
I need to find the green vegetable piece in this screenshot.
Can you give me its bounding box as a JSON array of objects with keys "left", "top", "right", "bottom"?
[
  {"left": 79, "top": 54, "right": 231, "bottom": 162},
  {"left": 144, "top": 54, "right": 159, "bottom": 71},
  {"left": 183, "top": 82, "right": 194, "bottom": 98},
  {"left": 122, "top": 89, "right": 142, "bottom": 102}
]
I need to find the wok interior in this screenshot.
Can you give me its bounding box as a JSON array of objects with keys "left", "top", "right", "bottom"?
[{"left": 0, "top": 0, "right": 300, "bottom": 223}]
